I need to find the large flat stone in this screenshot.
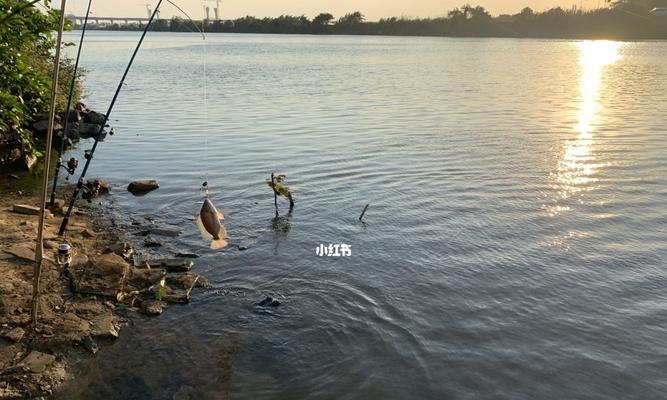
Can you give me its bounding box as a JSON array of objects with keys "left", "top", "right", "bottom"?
[
  {"left": 12, "top": 204, "right": 39, "bottom": 215},
  {"left": 90, "top": 315, "right": 119, "bottom": 339},
  {"left": 19, "top": 351, "right": 56, "bottom": 373},
  {"left": 70, "top": 254, "right": 128, "bottom": 297},
  {"left": 4, "top": 245, "right": 35, "bottom": 262}
]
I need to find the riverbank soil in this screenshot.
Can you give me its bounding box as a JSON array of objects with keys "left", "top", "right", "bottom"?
[
  {"left": 0, "top": 182, "right": 209, "bottom": 399},
  {"left": 0, "top": 188, "right": 124, "bottom": 398}
]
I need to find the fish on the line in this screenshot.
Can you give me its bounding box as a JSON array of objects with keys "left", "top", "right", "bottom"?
[{"left": 196, "top": 198, "right": 228, "bottom": 250}]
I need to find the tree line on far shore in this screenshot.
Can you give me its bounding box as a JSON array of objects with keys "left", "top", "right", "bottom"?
[{"left": 83, "top": 1, "right": 667, "bottom": 39}]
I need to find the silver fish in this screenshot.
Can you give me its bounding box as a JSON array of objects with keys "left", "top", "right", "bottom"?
[{"left": 196, "top": 198, "right": 228, "bottom": 249}]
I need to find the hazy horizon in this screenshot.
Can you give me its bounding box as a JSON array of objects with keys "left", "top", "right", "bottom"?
[{"left": 61, "top": 0, "right": 603, "bottom": 21}]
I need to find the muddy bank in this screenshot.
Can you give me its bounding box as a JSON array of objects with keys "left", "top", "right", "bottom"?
[{"left": 0, "top": 183, "right": 210, "bottom": 399}]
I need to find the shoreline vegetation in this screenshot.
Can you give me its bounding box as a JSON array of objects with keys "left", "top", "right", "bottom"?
[{"left": 83, "top": 2, "right": 667, "bottom": 40}]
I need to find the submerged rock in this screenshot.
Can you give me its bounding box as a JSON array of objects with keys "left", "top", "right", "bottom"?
[
  {"left": 143, "top": 258, "right": 193, "bottom": 272},
  {"left": 257, "top": 296, "right": 281, "bottom": 307},
  {"left": 90, "top": 315, "right": 119, "bottom": 339},
  {"left": 143, "top": 236, "right": 162, "bottom": 248},
  {"left": 175, "top": 252, "right": 199, "bottom": 259},
  {"left": 140, "top": 300, "right": 164, "bottom": 316}
]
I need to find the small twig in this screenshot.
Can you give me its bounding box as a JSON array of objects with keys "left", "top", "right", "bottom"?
[
  {"left": 185, "top": 275, "right": 200, "bottom": 298},
  {"left": 359, "top": 204, "right": 370, "bottom": 221},
  {"left": 271, "top": 173, "right": 278, "bottom": 210}
]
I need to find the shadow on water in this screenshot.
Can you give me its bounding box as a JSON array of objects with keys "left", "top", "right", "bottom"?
[{"left": 270, "top": 210, "right": 291, "bottom": 255}]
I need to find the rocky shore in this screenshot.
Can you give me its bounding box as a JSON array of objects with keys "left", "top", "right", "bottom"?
[
  {"left": 0, "top": 185, "right": 210, "bottom": 399},
  {"left": 0, "top": 103, "right": 109, "bottom": 172}
]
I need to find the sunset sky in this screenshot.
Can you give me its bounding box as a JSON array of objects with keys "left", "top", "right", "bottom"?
[{"left": 63, "top": 0, "right": 604, "bottom": 21}]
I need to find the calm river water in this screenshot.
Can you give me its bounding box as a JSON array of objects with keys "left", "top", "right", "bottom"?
[{"left": 55, "top": 32, "right": 667, "bottom": 399}]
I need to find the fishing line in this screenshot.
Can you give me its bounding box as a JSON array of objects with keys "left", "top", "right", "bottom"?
[
  {"left": 166, "top": 0, "right": 205, "bottom": 39},
  {"left": 50, "top": 0, "right": 93, "bottom": 208},
  {"left": 201, "top": 15, "right": 209, "bottom": 198}
]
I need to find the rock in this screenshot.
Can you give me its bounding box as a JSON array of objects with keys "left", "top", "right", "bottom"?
[
  {"left": 140, "top": 300, "right": 164, "bottom": 316},
  {"left": 131, "top": 268, "right": 166, "bottom": 286},
  {"left": 63, "top": 121, "right": 81, "bottom": 140},
  {"left": 4, "top": 327, "right": 25, "bottom": 343},
  {"left": 69, "top": 254, "right": 129, "bottom": 297},
  {"left": 175, "top": 253, "right": 199, "bottom": 259},
  {"left": 44, "top": 240, "right": 59, "bottom": 250},
  {"left": 12, "top": 204, "right": 40, "bottom": 215},
  {"left": 103, "top": 242, "right": 133, "bottom": 259},
  {"left": 93, "top": 254, "right": 129, "bottom": 275},
  {"left": 78, "top": 122, "right": 107, "bottom": 140},
  {"left": 0, "top": 343, "right": 23, "bottom": 370},
  {"left": 90, "top": 315, "right": 119, "bottom": 339},
  {"left": 19, "top": 351, "right": 56, "bottom": 373},
  {"left": 32, "top": 119, "right": 63, "bottom": 133},
  {"left": 75, "top": 102, "right": 88, "bottom": 112},
  {"left": 12, "top": 204, "right": 53, "bottom": 218},
  {"left": 144, "top": 258, "right": 193, "bottom": 272},
  {"left": 165, "top": 273, "right": 200, "bottom": 290},
  {"left": 143, "top": 236, "right": 162, "bottom": 248},
  {"left": 127, "top": 180, "right": 160, "bottom": 195},
  {"left": 64, "top": 108, "right": 81, "bottom": 122},
  {"left": 83, "top": 110, "right": 106, "bottom": 125},
  {"left": 148, "top": 228, "right": 181, "bottom": 238},
  {"left": 80, "top": 229, "right": 94, "bottom": 238},
  {"left": 257, "top": 297, "right": 281, "bottom": 307},
  {"left": 83, "top": 335, "right": 99, "bottom": 354},
  {"left": 47, "top": 199, "right": 65, "bottom": 211},
  {"left": 23, "top": 153, "right": 38, "bottom": 171},
  {"left": 4, "top": 245, "right": 34, "bottom": 262},
  {"left": 82, "top": 179, "right": 110, "bottom": 201}
]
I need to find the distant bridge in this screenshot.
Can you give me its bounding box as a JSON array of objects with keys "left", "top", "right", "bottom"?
[{"left": 67, "top": 15, "right": 153, "bottom": 26}]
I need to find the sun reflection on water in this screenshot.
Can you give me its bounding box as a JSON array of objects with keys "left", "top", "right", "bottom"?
[{"left": 545, "top": 41, "right": 622, "bottom": 217}]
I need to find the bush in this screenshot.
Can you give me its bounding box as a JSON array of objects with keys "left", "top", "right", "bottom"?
[{"left": 0, "top": 0, "right": 79, "bottom": 133}]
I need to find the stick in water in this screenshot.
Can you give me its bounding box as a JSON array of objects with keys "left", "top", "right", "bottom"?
[{"left": 359, "top": 204, "right": 370, "bottom": 221}]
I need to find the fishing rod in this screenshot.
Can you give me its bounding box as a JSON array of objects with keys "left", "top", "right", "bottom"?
[
  {"left": 50, "top": 0, "right": 93, "bottom": 208},
  {"left": 58, "top": 0, "right": 165, "bottom": 236},
  {"left": 32, "top": 0, "right": 68, "bottom": 324}
]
